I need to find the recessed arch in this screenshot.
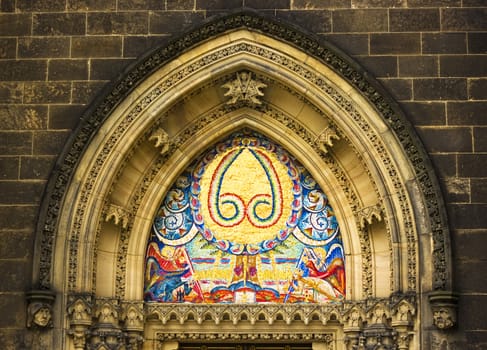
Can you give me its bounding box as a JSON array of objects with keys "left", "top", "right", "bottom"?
[{"left": 29, "top": 11, "right": 453, "bottom": 350}]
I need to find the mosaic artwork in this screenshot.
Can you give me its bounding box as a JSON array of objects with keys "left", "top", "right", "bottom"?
[{"left": 144, "top": 131, "right": 345, "bottom": 303}]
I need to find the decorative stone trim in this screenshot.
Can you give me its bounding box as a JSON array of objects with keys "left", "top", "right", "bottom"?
[
  {"left": 149, "top": 128, "right": 170, "bottom": 155},
  {"left": 357, "top": 204, "right": 383, "bottom": 229},
  {"left": 105, "top": 203, "right": 130, "bottom": 229},
  {"left": 222, "top": 71, "right": 267, "bottom": 105},
  {"left": 315, "top": 126, "right": 340, "bottom": 154}
]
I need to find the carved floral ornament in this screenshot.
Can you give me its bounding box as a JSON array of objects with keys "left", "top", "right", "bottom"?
[{"left": 29, "top": 11, "right": 455, "bottom": 350}]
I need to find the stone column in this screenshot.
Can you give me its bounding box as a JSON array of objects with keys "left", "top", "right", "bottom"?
[
  {"left": 67, "top": 294, "right": 94, "bottom": 350},
  {"left": 121, "top": 301, "right": 145, "bottom": 350}
]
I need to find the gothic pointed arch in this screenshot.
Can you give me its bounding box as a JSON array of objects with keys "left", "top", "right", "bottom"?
[{"left": 28, "top": 10, "right": 455, "bottom": 350}]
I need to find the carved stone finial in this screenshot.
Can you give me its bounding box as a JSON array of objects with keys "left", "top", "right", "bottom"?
[
  {"left": 316, "top": 126, "right": 340, "bottom": 154},
  {"left": 357, "top": 204, "right": 383, "bottom": 228},
  {"left": 222, "top": 71, "right": 266, "bottom": 105},
  {"left": 149, "top": 128, "right": 170, "bottom": 155},
  {"left": 26, "top": 290, "right": 56, "bottom": 329},
  {"left": 105, "top": 203, "right": 129, "bottom": 229},
  {"left": 429, "top": 291, "right": 458, "bottom": 330}
]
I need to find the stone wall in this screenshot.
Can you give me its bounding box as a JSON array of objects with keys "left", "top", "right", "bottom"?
[{"left": 0, "top": 1, "right": 485, "bottom": 349}]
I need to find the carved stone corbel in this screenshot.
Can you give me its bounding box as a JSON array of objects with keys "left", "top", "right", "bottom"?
[
  {"left": 357, "top": 204, "right": 383, "bottom": 229},
  {"left": 26, "top": 289, "right": 56, "bottom": 329},
  {"left": 67, "top": 294, "right": 94, "bottom": 350},
  {"left": 105, "top": 203, "right": 130, "bottom": 229},
  {"left": 362, "top": 302, "right": 395, "bottom": 350},
  {"left": 149, "top": 128, "right": 170, "bottom": 155},
  {"left": 343, "top": 306, "right": 365, "bottom": 350},
  {"left": 429, "top": 291, "right": 458, "bottom": 330},
  {"left": 315, "top": 126, "right": 340, "bottom": 154}
]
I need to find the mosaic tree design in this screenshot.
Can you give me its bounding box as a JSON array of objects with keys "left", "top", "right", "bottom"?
[{"left": 144, "top": 130, "right": 345, "bottom": 303}]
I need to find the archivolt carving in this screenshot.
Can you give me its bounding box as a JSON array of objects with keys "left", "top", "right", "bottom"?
[
  {"left": 357, "top": 204, "right": 383, "bottom": 229},
  {"left": 315, "top": 126, "right": 340, "bottom": 154},
  {"left": 105, "top": 203, "right": 130, "bottom": 229},
  {"left": 149, "top": 128, "right": 170, "bottom": 155},
  {"left": 34, "top": 12, "right": 450, "bottom": 298}
]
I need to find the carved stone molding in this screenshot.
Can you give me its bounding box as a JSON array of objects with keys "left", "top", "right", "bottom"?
[
  {"left": 315, "top": 126, "right": 340, "bottom": 154},
  {"left": 105, "top": 203, "right": 130, "bottom": 229},
  {"left": 26, "top": 289, "right": 56, "bottom": 329},
  {"left": 67, "top": 294, "right": 94, "bottom": 350},
  {"left": 222, "top": 71, "right": 267, "bottom": 105},
  {"left": 357, "top": 204, "right": 383, "bottom": 229},
  {"left": 429, "top": 291, "right": 458, "bottom": 330},
  {"left": 149, "top": 128, "right": 170, "bottom": 155}
]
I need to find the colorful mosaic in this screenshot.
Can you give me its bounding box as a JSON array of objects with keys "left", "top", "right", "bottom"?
[{"left": 144, "top": 131, "right": 345, "bottom": 303}]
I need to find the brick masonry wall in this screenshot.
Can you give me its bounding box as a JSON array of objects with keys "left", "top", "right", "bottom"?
[{"left": 0, "top": 0, "right": 485, "bottom": 348}]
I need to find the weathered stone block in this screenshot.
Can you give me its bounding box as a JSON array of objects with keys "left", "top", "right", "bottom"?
[
  {"left": 0, "top": 132, "right": 32, "bottom": 155},
  {"left": 390, "top": 9, "right": 440, "bottom": 32},
  {"left": 277, "top": 10, "right": 331, "bottom": 33},
  {"left": 48, "top": 105, "right": 85, "bottom": 130},
  {"left": 0, "top": 181, "right": 44, "bottom": 205},
  {"left": 417, "top": 127, "right": 472, "bottom": 153},
  {"left": 351, "top": 0, "right": 405, "bottom": 8},
  {"left": 422, "top": 33, "right": 466, "bottom": 54},
  {"left": 401, "top": 101, "right": 446, "bottom": 126},
  {"left": 440, "top": 55, "right": 487, "bottom": 77},
  {"left": 430, "top": 154, "right": 457, "bottom": 178},
  {"left": 0, "top": 13, "right": 31, "bottom": 36},
  {"left": 0, "top": 157, "right": 19, "bottom": 180},
  {"left": 0, "top": 260, "right": 30, "bottom": 292},
  {"left": 16, "top": 0, "right": 65, "bottom": 11},
  {"left": 399, "top": 56, "right": 438, "bottom": 77},
  {"left": 1, "top": 0, "right": 15, "bottom": 12},
  {"left": 442, "top": 8, "right": 487, "bottom": 31},
  {"left": 196, "top": 0, "right": 242, "bottom": 9},
  {"left": 471, "top": 179, "right": 487, "bottom": 203},
  {"left": 245, "top": 0, "right": 290, "bottom": 9},
  {"left": 32, "top": 131, "right": 70, "bottom": 156},
  {"left": 370, "top": 33, "right": 421, "bottom": 54},
  {"left": 0, "top": 329, "right": 27, "bottom": 350},
  {"left": 24, "top": 82, "right": 71, "bottom": 104},
  {"left": 149, "top": 11, "right": 205, "bottom": 34},
  {"left": 18, "top": 37, "right": 70, "bottom": 59},
  {"left": 0, "top": 83, "right": 23, "bottom": 104},
  {"left": 333, "top": 9, "right": 387, "bottom": 32},
  {"left": 90, "top": 59, "right": 134, "bottom": 80},
  {"left": 447, "top": 101, "right": 487, "bottom": 125},
  {"left": 71, "top": 81, "right": 107, "bottom": 104},
  {"left": 474, "top": 127, "right": 487, "bottom": 153},
  {"left": 0, "top": 38, "right": 16, "bottom": 59},
  {"left": 167, "top": 0, "right": 195, "bottom": 10},
  {"left": 72, "top": 36, "right": 123, "bottom": 58},
  {"left": 87, "top": 12, "right": 148, "bottom": 35},
  {"left": 0, "top": 60, "right": 47, "bottom": 81},
  {"left": 457, "top": 293, "right": 487, "bottom": 329},
  {"left": 67, "top": 0, "right": 117, "bottom": 11},
  {"left": 0, "top": 294, "right": 26, "bottom": 328},
  {"left": 413, "top": 78, "right": 467, "bottom": 100},
  {"left": 322, "top": 34, "right": 368, "bottom": 55},
  {"left": 468, "top": 79, "right": 487, "bottom": 100},
  {"left": 123, "top": 35, "right": 171, "bottom": 58},
  {"left": 408, "top": 0, "right": 460, "bottom": 6},
  {"left": 458, "top": 154, "right": 487, "bottom": 178},
  {"left": 293, "top": 0, "right": 350, "bottom": 9},
  {"left": 468, "top": 32, "right": 487, "bottom": 54},
  {"left": 378, "top": 78, "right": 412, "bottom": 100},
  {"left": 0, "top": 106, "right": 47, "bottom": 129},
  {"left": 33, "top": 13, "right": 86, "bottom": 36},
  {"left": 48, "top": 59, "right": 89, "bottom": 81},
  {"left": 355, "top": 56, "right": 397, "bottom": 77},
  {"left": 20, "top": 155, "right": 56, "bottom": 180},
  {"left": 0, "top": 205, "right": 36, "bottom": 230},
  {"left": 442, "top": 177, "right": 470, "bottom": 204}
]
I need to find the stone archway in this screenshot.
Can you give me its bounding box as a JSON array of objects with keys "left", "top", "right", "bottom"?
[{"left": 27, "top": 11, "right": 456, "bottom": 350}]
